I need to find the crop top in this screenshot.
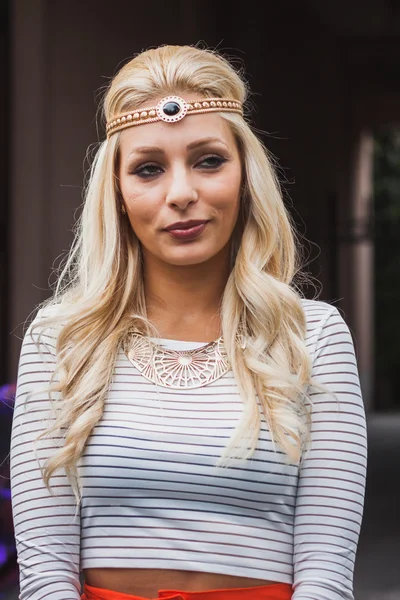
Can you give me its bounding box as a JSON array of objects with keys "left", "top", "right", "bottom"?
[{"left": 10, "top": 299, "right": 367, "bottom": 600}]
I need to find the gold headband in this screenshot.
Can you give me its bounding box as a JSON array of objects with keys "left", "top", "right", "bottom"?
[{"left": 106, "top": 95, "right": 243, "bottom": 138}]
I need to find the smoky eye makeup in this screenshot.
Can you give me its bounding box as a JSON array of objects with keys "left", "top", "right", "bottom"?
[
  {"left": 196, "top": 155, "right": 228, "bottom": 169},
  {"left": 127, "top": 152, "right": 229, "bottom": 178},
  {"left": 133, "top": 163, "right": 163, "bottom": 177}
]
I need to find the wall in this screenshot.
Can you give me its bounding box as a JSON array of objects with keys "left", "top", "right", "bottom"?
[
  {"left": 8, "top": 0, "right": 369, "bottom": 403},
  {"left": 8, "top": 0, "right": 208, "bottom": 377}
]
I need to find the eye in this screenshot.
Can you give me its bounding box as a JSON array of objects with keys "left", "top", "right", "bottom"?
[
  {"left": 197, "top": 155, "right": 227, "bottom": 169},
  {"left": 133, "top": 164, "right": 163, "bottom": 178}
]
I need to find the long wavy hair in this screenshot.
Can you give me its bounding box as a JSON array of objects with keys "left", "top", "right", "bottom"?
[{"left": 28, "top": 44, "right": 322, "bottom": 503}]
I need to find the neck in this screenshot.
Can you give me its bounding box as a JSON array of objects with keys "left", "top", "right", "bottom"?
[{"left": 143, "top": 249, "right": 231, "bottom": 342}]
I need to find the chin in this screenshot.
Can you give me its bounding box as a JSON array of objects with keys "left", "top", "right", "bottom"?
[
  {"left": 162, "top": 249, "right": 219, "bottom": 267},
  {"left": 164, "top": 255, "right": 213, "bottom": 267}
]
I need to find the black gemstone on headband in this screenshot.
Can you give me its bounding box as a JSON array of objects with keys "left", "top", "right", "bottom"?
[{"left": 163, "top": 101, "right": 181, "bottom": 116}]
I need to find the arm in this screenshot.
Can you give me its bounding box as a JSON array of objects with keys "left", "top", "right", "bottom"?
[
  {"left": 293, "top": 306, "right": 367, "bottom": 600},
  {"left": 10, "top": 309, "right": 82, "bottom": 600}
]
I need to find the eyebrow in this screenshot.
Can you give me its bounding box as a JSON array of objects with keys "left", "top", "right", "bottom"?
[{"left": 126, "top": 137, "right": 229, "bottom": 160}]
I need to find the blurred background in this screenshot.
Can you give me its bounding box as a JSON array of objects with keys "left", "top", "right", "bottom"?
[{"left": 1, "top": 1, "right": 400, "bottom": 598}]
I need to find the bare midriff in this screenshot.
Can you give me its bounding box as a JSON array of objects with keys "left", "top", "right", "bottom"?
[{"left": 83, "top": 568, "right": 279, "bottom": 597}]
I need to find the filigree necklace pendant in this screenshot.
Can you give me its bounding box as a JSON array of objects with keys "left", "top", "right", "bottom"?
[{"left": 122, "top": 330, "right": 232, "bottom": 389}]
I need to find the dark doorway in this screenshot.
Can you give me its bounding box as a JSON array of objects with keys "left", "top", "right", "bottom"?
[{"left": 373, "top": 127, "right": 400, "bottom": 411}]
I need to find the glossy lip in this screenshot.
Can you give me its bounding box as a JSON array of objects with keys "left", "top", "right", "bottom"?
[
  {"left": 166, "top": 222, "right": 209, "bottom": 241},
  {"left": 164, "top": 219, "right": 209, "bottom": 231}
]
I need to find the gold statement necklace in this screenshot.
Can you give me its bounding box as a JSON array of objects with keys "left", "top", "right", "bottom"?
[{"left": 122, "top": 329, "right": 237, "bottom": 390}]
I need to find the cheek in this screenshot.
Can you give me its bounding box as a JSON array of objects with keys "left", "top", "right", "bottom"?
[
  {"left": 124, "top": 202, "right": 156, "bottom": 243},
  {"left": 128, "top": 207, "right": 155, "bottom": 235},
  {"left": 120, "top": 174, "right": 156, "bottom": 215},
  {"left": 209, "top": 176, "right": 241, "bottom": 214},
  {"left": 124, "top": 190, "right": 158, "bottom": 223}
]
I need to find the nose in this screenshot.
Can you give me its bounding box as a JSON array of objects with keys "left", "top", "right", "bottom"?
[{"left": 165, "top": 167, "right": 198, "bottom": 210}]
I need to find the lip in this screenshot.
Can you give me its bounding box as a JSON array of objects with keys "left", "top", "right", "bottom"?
[
  {"left": 164, "top": 219, "right": 209, "bottom": 232},
  {"left": 165, "top": 221, "right": 209, "bottom": 240}
]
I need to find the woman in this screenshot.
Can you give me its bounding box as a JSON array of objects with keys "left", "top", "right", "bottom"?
[{"left": 10, "top": 45, "right": 367, "bottom": 600}]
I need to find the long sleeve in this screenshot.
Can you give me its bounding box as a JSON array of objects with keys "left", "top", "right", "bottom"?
[
  {"left": 292, "top": 306, "right": 367, "bottom": 599},
  {"left": 10, "top": 308, "right": 82, "bottom": 600}
]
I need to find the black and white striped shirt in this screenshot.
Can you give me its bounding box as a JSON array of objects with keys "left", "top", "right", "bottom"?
[{"left": 10, "top": 299, "right": 367, "bottom": 599}]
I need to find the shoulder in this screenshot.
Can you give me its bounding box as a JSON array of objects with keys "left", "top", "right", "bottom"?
[
  {"left": 34, "top": 303, "right": 63, "bottom": 321},
  {"left": 300, "top": 298, "right": 353, "bottom": 361},
  {"left": 300, "top": 298, "right": 339, "bottom": 334},
  {"left": 29, "top": 303, "right": 64, "bottom": 328},
  {"left": 24, "top": 303, "right": 64, "bottom": 351}
]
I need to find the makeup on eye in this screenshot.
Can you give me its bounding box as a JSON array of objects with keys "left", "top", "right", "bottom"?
[{"left": 130, "top": 155, "right": 229, "bottom": 178}]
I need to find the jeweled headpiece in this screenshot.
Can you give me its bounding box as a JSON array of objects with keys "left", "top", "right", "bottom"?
[{"left": 106, "top": 95, "right": 243, "bottom": 138}]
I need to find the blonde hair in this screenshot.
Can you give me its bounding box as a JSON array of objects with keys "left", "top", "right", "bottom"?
[{"left": 28, "top": 44, "right": 321, "bottom": 503}]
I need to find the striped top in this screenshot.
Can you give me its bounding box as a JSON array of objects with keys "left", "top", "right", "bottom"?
[{"left": 10, "top": 299, "right": 367, "bottom": 600}]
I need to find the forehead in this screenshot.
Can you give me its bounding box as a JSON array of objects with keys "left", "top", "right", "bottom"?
[{"left": 118, "top": 112, "right": 237, "bottom": 157}]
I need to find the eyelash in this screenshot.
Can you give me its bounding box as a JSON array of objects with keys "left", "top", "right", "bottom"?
[{"left": 132, "top": 156, "right": 227, "bottom": 178}]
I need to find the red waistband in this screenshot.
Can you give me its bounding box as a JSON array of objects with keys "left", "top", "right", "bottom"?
[{"left": 82, "top": 582, "right": 293, "bottom": 600}]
